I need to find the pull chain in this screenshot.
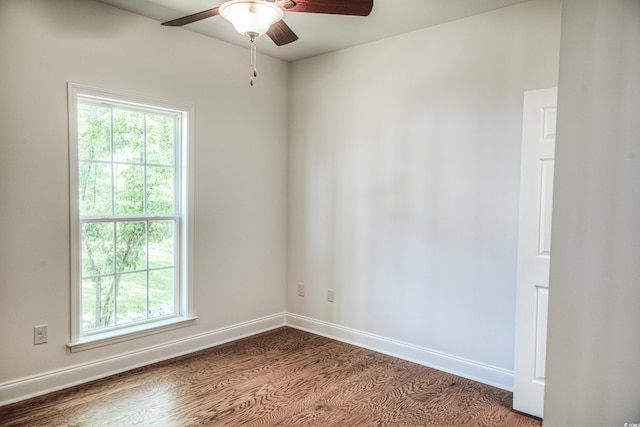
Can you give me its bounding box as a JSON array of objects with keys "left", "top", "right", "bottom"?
[{"left": 249, "top": 33, "right": 258, "bottom": 86}]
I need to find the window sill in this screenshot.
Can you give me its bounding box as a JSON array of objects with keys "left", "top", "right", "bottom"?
[{"left": 67, "top": 316, "right": 198, "bottom": 353}]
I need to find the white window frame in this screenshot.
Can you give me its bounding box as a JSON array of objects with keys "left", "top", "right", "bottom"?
[{"left": 67, "top": 83, "right": 196, "bottom": 352}]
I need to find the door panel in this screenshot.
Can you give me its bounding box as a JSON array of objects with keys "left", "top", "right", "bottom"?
[
  {"left": 534, "top": 285, "right": 549, "bottom": 381},
  {"left": 538, "top": 159, "right": 554, "bottom": 256}
]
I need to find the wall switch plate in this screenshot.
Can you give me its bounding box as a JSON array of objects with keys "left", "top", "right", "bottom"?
[
  {"left": 34, "top": 325, "right": 47, "bottom": 345},
  {"left": 297, "top": 282, "right": 305, "bottom": 297},
  {"left": 328, "top": 289, "right": 334, "bottom": 302}
]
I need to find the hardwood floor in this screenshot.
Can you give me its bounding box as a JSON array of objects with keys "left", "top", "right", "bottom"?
[{"left": 0, "top": 327, "right": 540, "bottom": 426}]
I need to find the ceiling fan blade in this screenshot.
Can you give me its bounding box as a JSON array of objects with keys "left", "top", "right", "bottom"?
[
  {"left": 161, "top": 7, "right": 220, "bottom": 27},
  {"left": 267, "top": 20, "right": 299, "bottom": 46},
  {"left": 286, "top": 0, "right": 373, "bottom": 16}
]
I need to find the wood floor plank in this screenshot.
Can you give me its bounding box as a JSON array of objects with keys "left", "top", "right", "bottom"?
[{"left": 0, "top": 327, "right": 541, "bottom": 426}]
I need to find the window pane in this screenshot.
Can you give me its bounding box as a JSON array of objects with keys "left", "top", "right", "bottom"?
[
  {"left": 116, "top": 271, "right": 148, "bottom": 325},
  {"left": 82, "top": 276, "right": 115, "bottom": 332},
  {"left": 149, "top": 269, "right": 175, "bottom": 318},
  {"left": 149, "top": 221, "right": 175, "bottom": 269},
  {"left": 79, "top": 161, "right": 112, "bottom": 216},
  {"left": 113, "top": 110, "right": 144, "bottom": 164},
  {"left": 146, "top": 166, "right": 174, "bottom": 214},
  {"left": 78, "top": 104, "right": 111, "bottom": 162},
  {"left": 73, "top": 89, "right": 187, "bottom": 340},
  {"left": 82, "top": 222, "right": 114, "bottom": 276},
  {"left": 146, "top": 114, "right": 174, "bottom": 166},
  {"left": 116, "top": 221, "right": 147, "bottom": 272},
  {"left": 114, "top": 163, "right": 144, "bottom": 215}
]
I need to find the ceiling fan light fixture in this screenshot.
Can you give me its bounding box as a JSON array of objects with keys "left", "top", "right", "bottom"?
[{"left": 219, "top": 0, "right": 284, "bottom": 37}]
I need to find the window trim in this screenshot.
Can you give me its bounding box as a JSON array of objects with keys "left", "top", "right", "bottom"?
[{"left": 67, "top": 82, "right": 196, "bottom": 351}]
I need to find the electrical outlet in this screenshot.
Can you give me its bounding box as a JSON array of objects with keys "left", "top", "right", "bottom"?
[
  {"left": 297, "top": 282, "right": 305, "bottom": 297},
  {"left": 34, "top": 325, "right": 47, "bottom": 345},
  {"left": 328, "top": 289, "right": 334, "bottom": 302}
]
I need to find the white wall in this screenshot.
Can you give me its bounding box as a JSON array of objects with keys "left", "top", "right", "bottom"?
[
  {"left": 287, "top": 0, "right": 561, "bottom": 389},
  {"left": 544, "top": 0, "right": 640, "bottom": 425},
  {"left": 0, "top": 0, "right": 288, "bottom": 403}
]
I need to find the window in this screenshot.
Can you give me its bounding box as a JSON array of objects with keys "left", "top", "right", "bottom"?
[{"left": 68, "top": 84, "right": 195, "bottom": 351}]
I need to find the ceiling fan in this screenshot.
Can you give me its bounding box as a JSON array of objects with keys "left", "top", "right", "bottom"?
[{"left": 162, "top": 0, "right": 374, "bottom": 85}]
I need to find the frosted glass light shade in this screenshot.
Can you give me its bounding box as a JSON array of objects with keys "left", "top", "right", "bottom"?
[{"left": 219, "top": 0, "right": 284, "bottom": 37}]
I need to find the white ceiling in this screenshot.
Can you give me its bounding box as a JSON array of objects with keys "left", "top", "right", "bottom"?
[{"left": 98, "top": 0, "right": 530, "bottom": 62}]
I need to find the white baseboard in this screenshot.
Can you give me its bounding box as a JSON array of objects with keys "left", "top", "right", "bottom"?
[
  {"left": 1, "top": 311, "right": 513, "bottom": 407},
  {"left": 285, "top": 313, "right": 514, "bottom": 391},
  {"left": 0, "top": 313, "right": 286, "bottom": 406}
]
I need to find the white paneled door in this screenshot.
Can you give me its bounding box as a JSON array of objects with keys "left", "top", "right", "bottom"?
[{"left": 513, "top": 87, "right": 557, "bottom": 418}]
